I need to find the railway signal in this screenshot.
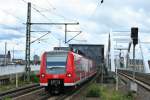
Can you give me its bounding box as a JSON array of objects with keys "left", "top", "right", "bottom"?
[
  {"left": 131, "top": 27, "right": 138, "bottom": 45},
  {"left": 131, "top": 27, "right": 138, "bottom": 62},
  {"left": 131, "top": 27, "right": 138, "bottom": 92}
]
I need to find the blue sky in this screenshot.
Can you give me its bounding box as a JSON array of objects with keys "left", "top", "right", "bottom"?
[{"left": 0, "top": 0, "right": 150, "bottom": 59}]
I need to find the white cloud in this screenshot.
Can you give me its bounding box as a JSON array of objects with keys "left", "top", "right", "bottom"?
[{"left": 0, "top": 0, "right": 150, "bottom": 59}]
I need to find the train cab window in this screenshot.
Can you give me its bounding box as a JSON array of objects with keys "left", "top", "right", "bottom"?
[{"left": 46, "top": 51, "right": 68, "bottom": 74}]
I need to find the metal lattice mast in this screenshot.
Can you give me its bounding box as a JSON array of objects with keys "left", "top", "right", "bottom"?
[{"left": 25, "top": 2, "right": 31, "bottom": 81}]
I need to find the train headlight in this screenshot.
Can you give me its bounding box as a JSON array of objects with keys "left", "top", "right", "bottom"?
[
  {"left": 67, "top": 73, "right": 72, "bottom": 77},
  {"left": 41, "top": 73, "right": 45, "bottom": 78}
]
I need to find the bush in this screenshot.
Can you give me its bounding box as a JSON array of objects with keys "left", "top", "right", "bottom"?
[
  {"left": 86, "top": 83, "right": 101, "bottom": 97},
  {"left": 86, "top": 83, "right": 134, "bottom": 100},
  {"left": 30, "top": 73, "right": 39, "bottom": 83},
  {"left": 3, "top": 97, "right": 12, "bottom": 100},
  {"left": 125, "top": 91, "right": 134, "bottom": 100}
]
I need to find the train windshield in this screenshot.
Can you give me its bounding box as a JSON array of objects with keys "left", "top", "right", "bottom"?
[{"left": 46, "top": 51, "right": 68, "bottom": 74}]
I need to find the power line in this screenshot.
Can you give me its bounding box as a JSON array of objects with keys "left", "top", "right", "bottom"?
[
  {"left": 22, "top": 0, "right": 81, "bottom": 44},
  {"left": 45, "top": 0, "right": 69, "bottom": 20},
  {"left": 22, "top": 1, "right": 79, "bottom": 25},
  {"left": 46, "top": 0, "right": 56, "bottom": 10},
  {"left": 75, "top": 0, "right": 104, "bottom": 35},
  {"left": 32, "top": 6, "right": 51, "bottom": 21},
  {"left": 22, "top": 0, "right": 67, "bottom": 22},
  {"left": 0, "top": 9, "right": 25, "bottom": 23},
  {"left": 39, "top": 0, "right": 78, "bottom": 22},
  {"left": 28, "top": 0, "right": 77, "bottom": 22},
  {"left": 21, "top": 0, "right": 51, "bottom": 21},
  {"left": 89, "top": 0, "right": 104, "bottom": 18},
  {"left": 21, "top": 0, "right": 60, "bottom": 40}
]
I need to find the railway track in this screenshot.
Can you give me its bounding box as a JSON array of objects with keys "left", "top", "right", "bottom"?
[
  {"left": 48, "top": 71, "right": 100, "bottom": 100},
  {"left": 12, "top": 81, "right": 92, "bottom": 100},
  {"left": 0, "top": 83, "right": 43, "bottom": 100},
  {"left": 118, "top": 70, "right": 150, "bottom": 91},
  {"left": 34, "top": 71, "right": 99, "bottom": 100},
  {"left": 0, "top": 72, "right": 99, "bottom": 100}
]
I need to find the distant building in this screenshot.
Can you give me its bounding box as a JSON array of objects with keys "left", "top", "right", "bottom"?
[
  {"left": 12, "top": 59, "right": 25, "bottom": 65},
  {"left": 0, "top": 51, "right": 11, "bottom": 65},
  {"left": 33, "top": 55, "right": 40, "bottom": 65}
]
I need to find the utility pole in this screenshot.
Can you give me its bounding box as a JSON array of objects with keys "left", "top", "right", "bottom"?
[
  {"left": 25, "top": 2, "right": 31, "bottom": 81},
  {"left": 65, "top": 24, "right": 67, "bottom": 43},
  {"left": 133, "top": 45, "right": 135, "bottom": 79},
  {"left": 5, "top": 42, "right": 7, "bottom": 66},
  {"left": 13, "top": 47, "right": 14, "bottom": 60}
]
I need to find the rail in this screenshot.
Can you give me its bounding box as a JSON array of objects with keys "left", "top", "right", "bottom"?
[
  {"left": 118, "top": 70, "right": 150, "bottom": 91},
  {"left": 0, "top": 83, "right": 42, "bottom": 99}
]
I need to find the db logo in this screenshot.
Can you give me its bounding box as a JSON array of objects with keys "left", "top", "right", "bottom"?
[{"left": 53, "top": 75, "right": 59, "bottom": 78}]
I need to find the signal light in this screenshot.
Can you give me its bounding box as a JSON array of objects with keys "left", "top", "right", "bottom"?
[{"left": 131, "top": 27, "right": 138, "bottom": 45}]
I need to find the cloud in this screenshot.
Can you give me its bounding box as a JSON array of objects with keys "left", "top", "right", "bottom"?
[
  {"left": 0, "top": 33, "right": 24, "bottom": 40},
  {"left": 0, "top": 0, "right": 150, "bottom": 59},
  {"left": 0, "top": 24, "right": 25, "bottom": 32}
]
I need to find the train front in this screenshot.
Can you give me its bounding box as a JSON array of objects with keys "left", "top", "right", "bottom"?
[{"left": 39, "top": 51, "right": 74, "bottom": 93}]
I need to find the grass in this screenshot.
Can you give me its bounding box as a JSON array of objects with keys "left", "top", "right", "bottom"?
[
  {"left": 0, "top": 84, "right": 16, "bottom": 92},
  {"left": 86, "top": 83, "right": 101, "bottom": 97},
  {"left": 3, "top": 97, "right": 12, "bottom": 100},
  {"left": 0, "top": 73, "right": 39, "bottom": 93},
  {"left": 0, "top": 80, "right": 30, "bottom": 92},
  {"left": 86, "top": 83, "right": 134, "bottom": 100}
]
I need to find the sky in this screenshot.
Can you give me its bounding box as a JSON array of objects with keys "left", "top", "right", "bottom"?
[{"left": 0, "top": 0, "right": 150, "bottom": 59}]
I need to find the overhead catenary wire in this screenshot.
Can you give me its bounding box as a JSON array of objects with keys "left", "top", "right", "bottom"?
[
  {"left": 0, "top": 8, "right": 25, "bottom": 23},
  {"left": 22, "top": 0, "right": 72, "bottom": 37},
  {"left": 89, "top": 0, "right": 104, "bottom": 19},
  {"left": 21, "top": 0, "right": 51, "bottom": 22},
  {"left": 21, "top": 0, "right": 84, "bottom": 43},
  {"left": 6, "top": 0, "right": 51, "bottom": 34},
  {"left": 46, "top": 0, "right": 56, "bottom": 10},
  {"left": 21, "top": 0, "right": 66, "bottom": 42},
  {"left": 22, "top": 0, "right": 77, "bottom": 22},
  {"left": 45, "top": 0, "right": 78, "bottom": 22},
  {"left": 75, "top": 0, "right": 104, "bottom": 36}
]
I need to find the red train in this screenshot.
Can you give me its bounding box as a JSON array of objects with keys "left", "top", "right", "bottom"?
[{"left": 39, "top": 50, "right": 97, "bottom": 93}]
